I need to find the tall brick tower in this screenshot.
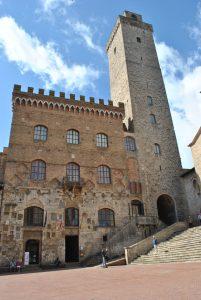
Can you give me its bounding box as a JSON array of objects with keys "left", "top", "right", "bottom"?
[{"left": 106, "top": 11, "right": 187, "bottom": 223}]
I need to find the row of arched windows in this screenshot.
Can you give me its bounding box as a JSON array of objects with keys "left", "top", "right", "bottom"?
[
  {"left": 31, "top": 160, "right": 112, "bottom": 183},
  {"left": 24, "top": 207, "right": 115, "bottom": 227},
  {"left": 33, "top": 126, "right": 136, "bottom": 152}
]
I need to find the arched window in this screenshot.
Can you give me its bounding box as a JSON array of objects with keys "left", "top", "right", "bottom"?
[
  {"left": 67, "top": 129, "right": 79, "bottom": 144},
  {"left": 97, "top": 165, "right": 111, "bottom": 184},
  {"left": 154, "top": 143, "right": 161, "bottom": 155},
  {"left": 98, "top": 209, "right": 115, "bottom": 227},
  {"left": 67, "top": 163, "right": 80, "bottom": 183},
  {"left": 65, "top": 208, "right": 79, "bottom": 226},
  {"left": 124, "top": 137, "right": 136, "bottom": 152},
  {"left": 193, "top": 179, "right": 201, "bottom": 195},
  {"left": 34, "top": 125, "right": 48, "bottom": 142},
  {"left": 31, "top": 160, "right": 46, "bottom": 180},
  {"left": 149, "top": 114, "right": 156, "bottom": 124},
  {"left": 96, "top": 133, "right": 108, "bottom": 148},
  {"left": 24, "top": 206, "right": 44, "bottom": 227},
  {"left": 147, "top": 96, "right": 153, "bottom": 106}
]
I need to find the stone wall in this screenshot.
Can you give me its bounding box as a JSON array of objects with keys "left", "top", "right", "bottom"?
[
  {"left": 181, "top": 169, "right": 201, "bottom": 223},
  {"left": 191, "top": 131, "right": 201, "bottom": 183}
]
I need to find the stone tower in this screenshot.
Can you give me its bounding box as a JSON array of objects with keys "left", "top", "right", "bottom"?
[{"left": 106, "top": 11, "right": 187, "bottom": 223}]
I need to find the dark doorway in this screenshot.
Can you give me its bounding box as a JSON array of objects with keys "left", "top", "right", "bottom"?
[
  {"left": 25, "top": 239, "right": 40, "bottom": 264},
  {"left": 65, "top": 235, "right": 79, "bottom": 262},
  {"left": 157, "top": 195, "right": 176, "bottom": 225}
]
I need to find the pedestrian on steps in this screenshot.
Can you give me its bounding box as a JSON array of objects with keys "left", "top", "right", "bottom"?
[
  {"left": 197, "top": 211, "right": 201, "bottom": 226},
  {"left": 152, "top": 236, "right": 158, "bottom": 252},
  {"left": 101, "top": 248, "right": 108, "bottom": 268}
]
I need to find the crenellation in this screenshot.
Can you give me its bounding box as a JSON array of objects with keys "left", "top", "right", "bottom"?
[
  {"left": 80, "top": 95, "right": 85, "bottom": 102},
  {"left": 13, "top": 84, "right": 21, "bottom": 92},
  {"left": 39, "top": 89, "right": 44, "bottom": 95},
  {"left": 99, "top": 99, "right": 104, "bottom": 105},
  {"left": 49, "top": 90, "right": 55, "bottom": 97},
  {"left": 89, "top": 97, "right": 95, "bottom": 104},
  {"left": 28, "top": 87, "right": 34, "bottom": 93},
  {"left": 60, "top": 92, "right": 65, "bottom": 98}
]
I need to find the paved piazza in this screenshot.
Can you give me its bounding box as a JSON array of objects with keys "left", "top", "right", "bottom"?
[{"left": 0, "top": 262, "right": 201, "bottom": 300}]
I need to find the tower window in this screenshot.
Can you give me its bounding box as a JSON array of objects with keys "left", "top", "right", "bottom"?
[
  {"left": 193, "top": 179, "right": 200, "bottom": 195},
  {"left": 114, "top": 47, "right": 116, "bottom": 54},
  {"left": 154, "top": 143, "right": 161, "bottom": 156},
  {"left": 137, "top": 37, "right": 141, "bottom": 43},
  {"left": 147, "top": 96, "right": 153, "bottom": 106},
  {"left": 131, "top": 14, "right": 137, "bottom": 21},
  {"left": 124, "top": 137, "right": 136, "bottom": 152},
  {"left": 149, "top": 114, "right": 157, "bottom": 124}
]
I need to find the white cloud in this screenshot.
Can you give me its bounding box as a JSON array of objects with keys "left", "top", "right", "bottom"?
[
  {"left": 0, "top": 16, "right": 99, "bottom": 90},
  {"left": 156, "top": 41, "right": 201, "bottom": 168},
  {"left": 41, "top": 0, "right": 75, "bottom": 13},
  {"left": 66, "top": 20, "right": 103, "bottom": 55}
]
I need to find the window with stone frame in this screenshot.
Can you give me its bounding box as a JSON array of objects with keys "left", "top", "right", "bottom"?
[
  {"left": 154, "top": 143, "right": 161, "bottom": 155},
  {"left": 24, "top": 206, "right": 44, "bottom": 227},
  {"left": 147, "top": 96, "right": 153, "bottom": 106},
  {"left": 34, "top": 125, "right": 48, "bottom": 142},
  {"left": 97, "top": 165, "right": 111, "bottom": 184},
  {"left": 98, "top": 208, "right": 115, "bottom": 227},
  {"left": 67, "top": 129, "right": 79, "bottom": 144},
  {"left": 31, "top": 160, "right": 46, "bottom": 180},
  {"left": 96, "top": 133, "right": 108, "bottom": 148},
  {"left": 124, "top": 136, "right": 136, "bottom": 152},
  {"left": 65, "top": 207, "right": 79, "bottom": 226},
  {"left": 66, "top": 163, "right": 80, "bottom": 183},
  {"left": 149, "top": 114, "right": 157, "bottom": 124}
]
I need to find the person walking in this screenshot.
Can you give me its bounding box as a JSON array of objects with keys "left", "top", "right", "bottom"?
[
  {"left": 101, "top": 248, "right": 108, "bottom": 268},
  {"left": 197, "top": 211, "right": 201, "bottom": 226},
  {"left": 152, "top": 236, "right": 158, "bottom": 252}
]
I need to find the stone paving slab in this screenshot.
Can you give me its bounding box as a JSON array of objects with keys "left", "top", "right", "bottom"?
[{"left": 0, "top": 262, "right": 201, "bottom": 300}]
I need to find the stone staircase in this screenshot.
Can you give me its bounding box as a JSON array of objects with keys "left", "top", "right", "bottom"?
[{"left": 132, "top": 226, "right": 201, "bottom": 264}]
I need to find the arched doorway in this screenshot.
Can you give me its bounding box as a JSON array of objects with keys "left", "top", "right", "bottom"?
[
  {"left": 157, "top": 195, "right": 176, "bottom": 225},
  {"left": 25, "top": 240, "right": 40, "bottom": 264}
]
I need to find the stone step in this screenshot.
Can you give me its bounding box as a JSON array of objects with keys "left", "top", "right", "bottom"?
[
  {"left": 131, "top": 226, "right": 201, "bottom": 265},
  {"left": 135, "top": 254, "right": 201, "bottom": 261}
]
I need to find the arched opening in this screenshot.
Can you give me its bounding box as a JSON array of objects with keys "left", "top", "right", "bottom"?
[
  {"left": 157, "top": 194, "right": 176, "bottom": 225},
  {"left": 25, "top": 239, "right": 40, "bottom": 264}
]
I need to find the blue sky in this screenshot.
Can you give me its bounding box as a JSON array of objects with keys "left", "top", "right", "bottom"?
[{"left": 0, "top": 0, "right": 200, "bottom": 168}]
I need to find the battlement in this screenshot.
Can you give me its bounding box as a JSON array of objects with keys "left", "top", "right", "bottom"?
[
  {"left": 106, "top": 11, "right": 153, "bottom": 52},
  {"left": 12, "top": 85, "right": 125, "bottom": 119}
]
